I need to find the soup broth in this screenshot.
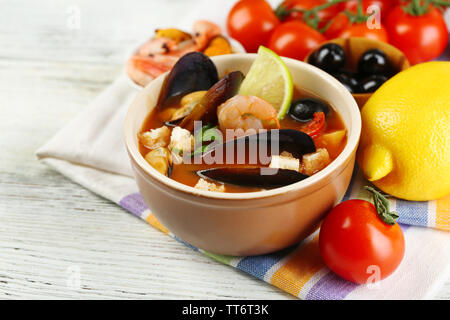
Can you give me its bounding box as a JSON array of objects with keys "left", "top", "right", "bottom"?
[{"left": 139, "top": 87, "right": 347, "bottom": 193}]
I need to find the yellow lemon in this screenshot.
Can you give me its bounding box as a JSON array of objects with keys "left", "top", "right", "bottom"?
[{"left": 357, "top": 62, "right": 450, "bottom": 201}]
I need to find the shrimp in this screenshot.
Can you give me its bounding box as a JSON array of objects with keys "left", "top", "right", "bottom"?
[
  {"left": 127, "top": 55, "right": 177, "bottom": 87},
  {"left": 192, "top": 20, "right": 222, "bottom": 50},
  {"left": 217, "top": 95, "right": 280, "bottom": 132}
]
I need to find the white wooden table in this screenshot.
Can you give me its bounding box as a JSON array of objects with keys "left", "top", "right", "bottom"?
[{"left": 0, "top": 0, "right": 448, "bottom": 299}]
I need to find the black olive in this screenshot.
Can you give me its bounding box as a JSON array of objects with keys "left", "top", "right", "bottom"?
[
  {"left": 360, "top": 74, "right": 388, "bottom": 93},
  {"left": 358, "top": 49, "right": 392, "bottom": 76},
  {"left": 288, "top": 98, "right": 330, "bottom": 123},
  {"left": 331, "top": 70, "right": 360, "bottom": 93},
  {"left": 308, "top": 43, "right": 346, "bottom": 73}
]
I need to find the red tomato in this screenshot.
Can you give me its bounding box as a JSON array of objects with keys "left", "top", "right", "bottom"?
[
  {"left": 226, "top": 0, "right": 280, "bottom": 53},
  {"left": 268, "top": 21, "right": 326, "bottom": 61},
  {"left": 338, "top": 22, "right": 389, "bottom": 42},
  {"left": 341, "top": 0, "right": 393, "bottom": 19},
  {"left": 386, "top": 5, "right": 449, "bottom": 65},
  {"left": 279, "top": 0, "right": 340, "bottom": 28},
  {"left": 319, "top": 199, "right": 405, "bottom": 284},
  {"left": 302, "top": 112, "right": 325, "bottom": 138},
  {"left": 323, "top": 12, "right": 350, "bottom": 39}
]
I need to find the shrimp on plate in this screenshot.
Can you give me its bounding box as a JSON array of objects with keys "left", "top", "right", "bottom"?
[{"left": 127, "top": 20, "right": 226, "bottom": 87}]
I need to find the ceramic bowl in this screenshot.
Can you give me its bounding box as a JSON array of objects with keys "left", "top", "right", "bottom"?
[
  {"left": 305, "top": 37, "right": 410, "bottom": 109},
  {"left": 124, "top": 53, "right": 361, "bottom": 256}
]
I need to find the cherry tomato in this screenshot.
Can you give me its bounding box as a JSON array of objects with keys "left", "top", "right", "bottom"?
[
  {"left": 279, "top": 0, "right": 340, "bottom": 28},
  {"left": 319, "top": 199, "right": 405, "bottom": 284},
  {"left": 226, "top": 0, "right": 280, "bottom": 53},
  {"left": 341, "top": 0, "right": 393, "bottom": 19},
  {"left": 338, "top": 22, "right": 389, "bottom": 42},
  {"left": 323, "top": 12, "right": 350, "bottom": 39},
  {"left": 268, "top": 20, "right": 326, "bottom": 61},
  {"left": 386, "top": 5, "right": 449, "bottom": 65}
]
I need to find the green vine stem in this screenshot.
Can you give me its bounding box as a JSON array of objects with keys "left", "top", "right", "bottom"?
[
  {"left": 404, "top": 0, "right": 450, "bottom": 16},
  {"left": 364, "top": 186, "right": 399, "bottom": 225}
]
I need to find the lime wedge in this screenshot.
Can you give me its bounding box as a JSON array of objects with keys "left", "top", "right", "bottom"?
[{"left": 239, "top": 46, "right": 293, "bottom": 120}]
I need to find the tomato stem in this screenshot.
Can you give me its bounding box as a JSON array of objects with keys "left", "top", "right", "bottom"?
[
  {"left": 275, "top": 0, "right": 348, "bottom": 30},
  {"left": 364, "top": 186, "right": 399, "bottom": 225}
]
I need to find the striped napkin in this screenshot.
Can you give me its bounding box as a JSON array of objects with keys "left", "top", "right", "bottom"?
[{"left": 36, "top": 1, "right": 450, "bottom": 299}]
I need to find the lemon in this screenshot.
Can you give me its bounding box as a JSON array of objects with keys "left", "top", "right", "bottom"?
[
  {"left": 357, "top": 62, "right": 450, "bottom": 201},
  {"left": 239, "top": 46, "right": 293, "bottom": 120}
]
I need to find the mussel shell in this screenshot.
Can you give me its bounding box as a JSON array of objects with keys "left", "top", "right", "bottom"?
[
  {"left": 201, "top": 129, "right": 316, "bottom": 164},
  {"left": 157, "top": 52, "right": 218, "bottom": 109},
  {"left": 197, "top": 167, "right": 309, "bottom": 189},
  {"left": 179, "top": 71, "right": 244, "bottom": 131}
]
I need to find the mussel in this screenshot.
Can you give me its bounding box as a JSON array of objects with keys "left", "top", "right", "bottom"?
[
  {"left": 195, "top": 129, "right": 316, "bottom": 188},
  {"left": 157, "top": 52, "right": 218, "bottom": 109},
  {"left": 179, "top": 71, "right": 244, "bottom": 131},
  {"left": 200, "top": 129, "right": 316, "bottom": 163},
  {"left": 197, "top": 167, "right": 308, "bottom": 189}
]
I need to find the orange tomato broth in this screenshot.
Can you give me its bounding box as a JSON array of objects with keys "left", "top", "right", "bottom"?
[{"left": 139, "top": 87, "right": 347, "bottom": 193}]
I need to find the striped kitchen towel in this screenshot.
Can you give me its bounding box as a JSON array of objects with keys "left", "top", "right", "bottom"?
[{"left": 36, "top": 75, "right": 450, "bottom": 300}]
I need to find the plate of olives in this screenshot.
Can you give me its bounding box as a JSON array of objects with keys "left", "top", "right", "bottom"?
[{"left": 305, "top": 37, "right": 410, "bottom": 108}]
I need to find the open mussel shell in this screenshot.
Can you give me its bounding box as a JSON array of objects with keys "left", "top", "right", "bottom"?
[
  {"left": 179, "top": 71, "right": 244, "bottom": 131},
  {"left": 201, "top": 129, "right": 316, "bottom": 163},
  {"left": 197, "top": 167, "right": 309, "bottom": 189},
  {"left": 157, "top": 52, "right": 218, "bottom": 109}
]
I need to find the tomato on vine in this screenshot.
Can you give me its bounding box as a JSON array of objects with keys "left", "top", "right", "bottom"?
[
  {"left": 267, "top": 20, "right": 326, "bottom": 61},
  {"left": 386, "top": 2, "right": 449, "bottom": 64},
  {"left": 319, "top": 187, "right": 405, "bottom": 284},
  {"left": 226, "top": 0, "right": 280, "bottom": 53}
]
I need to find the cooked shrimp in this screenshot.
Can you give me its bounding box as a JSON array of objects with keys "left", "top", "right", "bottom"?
[
  {"left": 217, "top": 95, "right": 280, "bottom": 131},
  {"left": 138, "top": 37, "right": 178, "bottom": 56},
  {"left": 192, "top": 20, "right": 222, "bottom": 50},
  {"left": 127, "top": 55, "right": 177, "bottom": 86}
]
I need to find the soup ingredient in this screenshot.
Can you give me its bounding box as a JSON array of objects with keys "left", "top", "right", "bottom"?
[
  {"left": 203, "top": 36, "right": 232, "bottom": 57},
  {"left": 358, "top": 49, "right": 392, "bottom": 76},
  {"left": 169, "top": 91, "right": 208, "bottom": 123},
  {"left": 386, "top": 4, "right": 449, "bottom": 65},
  {"left": 267, "top": 20, "right": 326, "bottom": 61},
  {"left": 157, "top": 52, "right": 218, "bottom": 109},
  {"left": 360, "top": 74, "right": 388, "bottom": 93},
  {"left": 288, "top": 98, "right": 330, "bottom": 123},
  {"left": 197, "top": 167, "right": 308, "bottom": 189},
  {"left": 319, "top": 187, "right": 405, "bottom": 284},
  {"left": 301, "top": 148, "right": 330, "bottom": 176},
  {"left": 226, "top": 0, "right": 280, "bottom": 53},
  {"left": 357, "top": 62, "right": 450, "bottom": 200},
  {"left": 194, "top": 178, "right": 225, "bottom": 192},
  {"left": 202, "top": 129, "right": 316, "bottom": 166},
  {"left": 301, "top": 112, "right": 325, "bottom": 138},
  {"left": 180, "top": 71, "right": 245, "bottom": 132},
  {"left": 138, "top": 126, "right": 171, "bottom": 150},
  {"left": 239, "top": 46, "right": 293, "bottom": 120},
  {"left": 145, "top": 147, "right": 172, "bottom": 176},
  {"left": 217, "top": 95, "right": 280, "bottom": 131},
  {"left": 168, "top": 127, "right": 194, "bottom": 164},
  {"left": 269, "top": 153, "right": 300, "bottom": 172},
  {"left": 308, "top": 43, "right": 345, "bottom": 73}
]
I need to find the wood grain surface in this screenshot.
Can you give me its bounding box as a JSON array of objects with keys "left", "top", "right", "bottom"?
[{"left": 0, "top": 0, "right": 448, "bottom": 299}]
